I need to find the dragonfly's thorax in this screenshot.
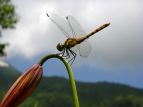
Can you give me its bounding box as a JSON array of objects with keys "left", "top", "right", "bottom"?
[
  {"left": 57, "top": 38, "right": 78, "bottom": 52},
  {"left": 64, "top": 38, "right": 78, "bottom": 49}
]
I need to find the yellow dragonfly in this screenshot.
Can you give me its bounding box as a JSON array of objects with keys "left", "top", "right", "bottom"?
[{"left": 47, "top": 13, "right": 110, "bottom": 64}]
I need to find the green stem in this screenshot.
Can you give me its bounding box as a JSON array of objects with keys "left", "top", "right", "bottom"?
[{"left": 39, "top": 54, "right": 80, "bottom": 107}]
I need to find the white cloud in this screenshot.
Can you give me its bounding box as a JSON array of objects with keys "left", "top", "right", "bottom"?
[
  {"left": 2, "top": 0, "right": 143, "bottom": 69},
  {"left": 0, "top": 57, "right": 9, "bottom": 67}
]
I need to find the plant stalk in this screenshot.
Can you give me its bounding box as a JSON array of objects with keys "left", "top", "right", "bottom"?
[{"left": 39, "top": 54, "right": 80, "bottom": 107}]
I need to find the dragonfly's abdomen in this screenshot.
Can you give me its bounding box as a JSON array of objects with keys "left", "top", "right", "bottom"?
[{"left": 77, "top": 23, "right": 110, "bottom": 44}]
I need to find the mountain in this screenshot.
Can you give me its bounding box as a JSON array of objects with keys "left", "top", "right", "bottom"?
[
  {"left": 0, "top": 65, "right": 20, "bottom": 101},
  {"left": 0, "top": 65, "right": 20, "bottom": 88},
  {"left": 0, "top": 66, "right": 143, "bottom": 107}
]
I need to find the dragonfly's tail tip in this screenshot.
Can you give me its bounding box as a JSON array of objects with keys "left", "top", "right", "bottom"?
[
  {"left": 106, "top": 22, "right": 110, "bottom": 25},
  {"left": 107, "top": 23, "right": 110, "bottom": 26},
  {"left": 104, "top": 23, "right": 110, "bottom": 27},
  {"left": 46, "top": 13, "right": 50, "bottom": 17}
]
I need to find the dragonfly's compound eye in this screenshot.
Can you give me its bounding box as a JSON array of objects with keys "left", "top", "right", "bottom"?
[{"left": 57, "top": 43, "right": 63, "bottom": 51}]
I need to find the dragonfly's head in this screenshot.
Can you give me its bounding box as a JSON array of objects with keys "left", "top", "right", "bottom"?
[{"left": 57, "top": 43, "right": 64, "bottom": 51}]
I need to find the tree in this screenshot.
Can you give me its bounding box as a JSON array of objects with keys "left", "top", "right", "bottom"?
[{"left": 0, "top": 0, "right": 17, "bottom": 57}]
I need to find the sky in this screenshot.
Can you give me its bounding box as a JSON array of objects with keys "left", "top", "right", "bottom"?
[{"left": 1, "top": 0, "right": 143, "bottom": 88}]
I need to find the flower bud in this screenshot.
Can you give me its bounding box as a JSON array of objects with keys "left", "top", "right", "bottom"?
[{"left": 0, "top": 64, "right": 42, "bottom": 107}]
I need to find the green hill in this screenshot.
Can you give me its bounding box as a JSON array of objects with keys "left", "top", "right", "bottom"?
[
  {"left": 0, "top": 65, "right": 20, "bottom": 101},
  {"left": 0, "top": 66, "right": 143, "bottom": 107}
]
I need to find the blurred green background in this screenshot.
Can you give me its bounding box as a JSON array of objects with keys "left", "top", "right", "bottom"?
[{"left": 1, "top": 66, "right": 143, "bottom": 107}]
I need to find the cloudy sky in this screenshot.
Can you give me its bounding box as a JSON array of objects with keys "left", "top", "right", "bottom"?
[{"left": 1, "top": 0, "right": 143, "bottom": 88}]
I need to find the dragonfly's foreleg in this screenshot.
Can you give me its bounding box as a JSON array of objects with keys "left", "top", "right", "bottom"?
[
  {"left": 61, "top": 48, "right": 66, "bottom": 57},
  {"left": 68, "top": 49, "right": 76, "bottom": 65}
]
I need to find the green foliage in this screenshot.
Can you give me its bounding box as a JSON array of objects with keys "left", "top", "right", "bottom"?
[
  {"left": 108, "top": 95, "right": 143, "bottom": 107},
  {"left": 0, "top": 0, "right": 18, "bottom": 56},
  {"left": 0, "top": 66, "right": 143, "bottom": 107},
  {"left": 0, "top": 0, "right": 17, "bottom": 29},
  {"left": 0, "top": 43, "right": 6, "bottom": 56}
]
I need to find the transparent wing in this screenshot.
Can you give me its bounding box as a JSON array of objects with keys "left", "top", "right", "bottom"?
[
  {"left": 78, "top": 41, "right": 92, "bottom": 57},
  {"left": 71, "top": 40, "right": 92, "bottom": 57},
  {"left": 47, "top": 13, "right": 73, "bottom": 38},
  {"left": 66, "top": 15, "right": 86, "bottom": 38},
  {"left": 66, "top": 16, "right": 92, "bottom": 57}
]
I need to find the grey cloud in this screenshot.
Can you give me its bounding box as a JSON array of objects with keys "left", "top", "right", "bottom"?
[{"left": 2, "top": 0, "right": 143, "bottom": 70}]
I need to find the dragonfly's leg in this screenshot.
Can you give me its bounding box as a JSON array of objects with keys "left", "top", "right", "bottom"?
[
  {"left": 69, "top": 49, "right": 76, "bottom": 58},
  {"left": 61, "top": 49, "right": 67, "bottom": 57},
  {"left": 68, "top": 53, "right": 74, "bottom": 65},
  {"left": 71, "top": 52, "right": 76, "bottom": 65},
  {"left": 66, "top": 49, "right": 70, "bottom": 59},
  {"left": 68, "top": 49, "right": 76, "bottom": 65},
  {"left": 69, "top": 56, "right": 76, "bottom": 65}
]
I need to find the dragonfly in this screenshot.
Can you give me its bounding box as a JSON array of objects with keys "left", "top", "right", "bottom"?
[{"left": 47, "top": 13, "right": 110, "bottom": 64}]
